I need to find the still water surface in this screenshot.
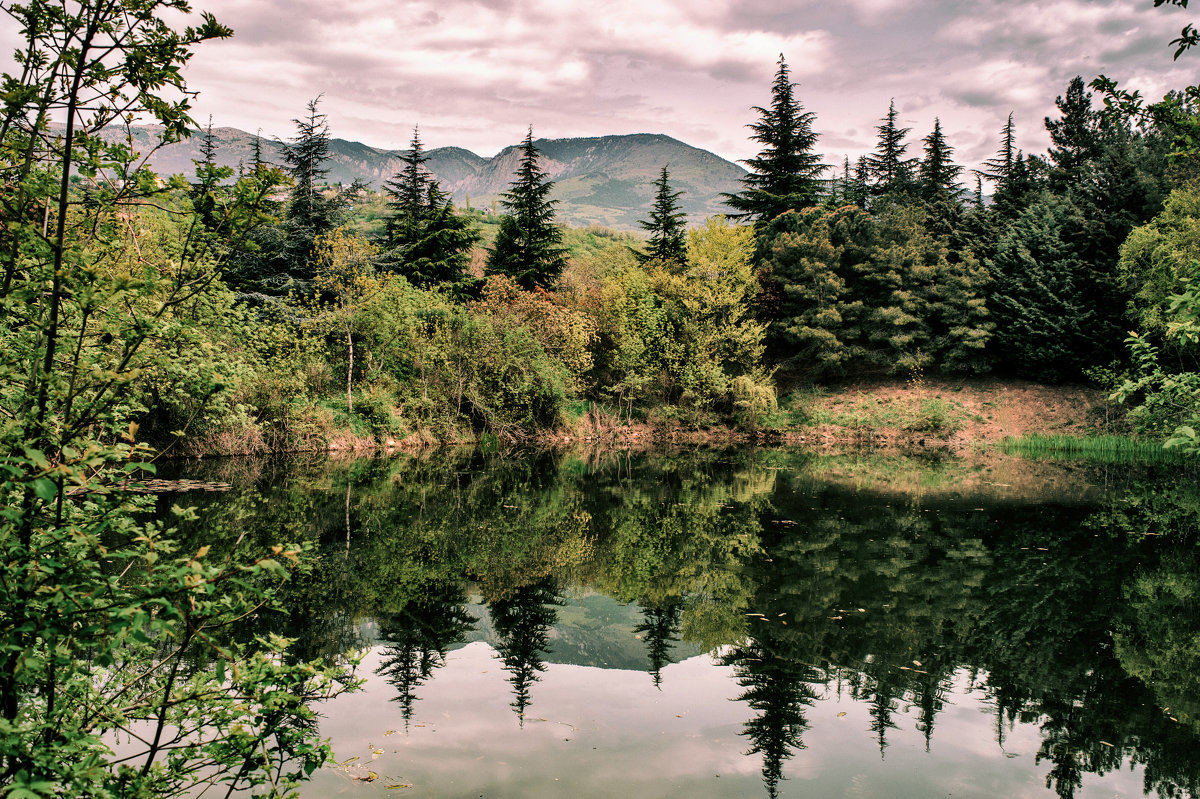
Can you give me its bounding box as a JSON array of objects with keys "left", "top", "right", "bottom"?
[{"left": 168, "top": 448, "right": 1200, "bottom": 798}]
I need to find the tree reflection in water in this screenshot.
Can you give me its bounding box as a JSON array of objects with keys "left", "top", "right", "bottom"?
[
  {"left": 162, "top": 450, "right": 1200, "bottom": 798},
  {"left": 487, "top": 578, "right": 563, "bottom": 724},
  {"left": 634, "top": 601, "right": 683, "bottom": 689},
  {"left": 375, "top": 580, "right": 475, "bottom": 729}
]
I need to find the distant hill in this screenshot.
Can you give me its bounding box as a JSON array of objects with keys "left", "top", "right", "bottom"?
[{"left": 118, "top": 125, "right": 748, "bottom": 230}]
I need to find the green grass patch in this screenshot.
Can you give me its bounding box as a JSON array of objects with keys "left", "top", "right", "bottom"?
[
  {"left": 783, "top": 388, "right": 967, "bottom": 435},
  {"left": 1000, "top": 434, "right": 1189, "bottom": 463}
]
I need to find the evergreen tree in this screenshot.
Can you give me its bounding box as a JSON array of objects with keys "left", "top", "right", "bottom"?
[
  {"left": 724, "top": 54, "right": 826, "bottom": 222},
  {"left": 488, "top": 579, "right": 562, "bottom": 725},
  {"left": 383, "top": 126, "right": 434, "bottom": 243},
  {"left": 486, "top": 128, "right": 568, "bottom": 291},
  {"left": 636, "top": 165, "right": 688, "bottom": 267},
  {"left": 986, "top": 196, "right": 1095, "bottom": 381},
  {"left": 226, "top": 98, "right": 352, "bottom": 296},
  {"left": 917, "top": 118, "right": 963, "bottom": 202},
  {"left": 197, "top": 115, "right": 218, "bottom": 171},
  {"left": 835, "top": 156, "right": 852, "bottom": 204},
  {"left": 277, "top": 96, "right": 353, "bottom": 289},
  {"left": 866, "top": 99, "right": 916, "bottom": 200},
  {"left": 250, "top": 128, "right": 266, "bottom": 171},
  {"left": 282, "top": 96, "right": 336, "bottom": 236},
  {"left": 982, "top": 113, "right": 1018, "bottom": 185},
  {"left": 847, "top": 156, "right": 871, "bottom": 208},
  {"left": 1045, "top": 76, "right": 1106, "bottom": 192},
  {"left": 381, "top": 127, "right": 479, "bottom": 287},
  {"left": 375, "top": 583, "right": 474, "bottom": 729},
  {"left": 634, "top": 602, "right": 683, "bottom": 689},
  {"left": 189, "top": 116, "right": 226, "bottom": 232}
]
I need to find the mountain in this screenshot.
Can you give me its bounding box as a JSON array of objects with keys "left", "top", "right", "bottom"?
[{"left": 120, "top": 125, "right": 748, "bottom": 230}]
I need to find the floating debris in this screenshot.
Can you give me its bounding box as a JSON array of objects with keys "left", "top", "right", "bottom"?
[{"left": 69, "top": 478, "right": 233, "bottom": 496}]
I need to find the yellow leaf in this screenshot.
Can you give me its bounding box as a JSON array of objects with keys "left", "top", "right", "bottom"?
[{"left": 195, "top": 545, "right": 210, "bottom": 558}]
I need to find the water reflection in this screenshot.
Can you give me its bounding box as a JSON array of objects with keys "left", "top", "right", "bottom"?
[
  {"left": 635, "top": 601, "right": 683, "bottom": 689},
  {"left": 375, "top": 580, "right": 474, "bottom": 728},
  {"left": 164, "top": 449, "right": 1200, "bottom": 798},
  {"left": 487, "top": 578, "right": 563, "bottom": 723}
]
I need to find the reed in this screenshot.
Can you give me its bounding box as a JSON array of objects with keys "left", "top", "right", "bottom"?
[{"left": 999, "top": 434, "right": 1189, "bottom": 463}]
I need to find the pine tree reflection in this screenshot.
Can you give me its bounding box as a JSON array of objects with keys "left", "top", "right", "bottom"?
[
  {"left": 634, "top": 601, "right": 683, "bottom": 689},
  {"left": 375, "top": 580, "right": 475, "bottom": 729},
  {"left": 487, "top": 578, "right": 563, "bottom": 725},
  {"left": 722, "top": 622, "right": 820, "bottom": 799}
]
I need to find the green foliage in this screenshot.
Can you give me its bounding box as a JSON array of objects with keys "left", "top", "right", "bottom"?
[
  {"left": 1119, "top": 187, "right": 1200, "bottom": 352},
  {"left": 986, "top": 195, "right": 1094, "bottom": 381},
  {"left": 379, "top": 127, "right": 480, "bottom": 288},
  {"left": 760, "top": 204, "right": 990, "bottom": 377},
  {"left": 1000, "top": 432, "right": 1183, "bottom": 462},
  {"left": 724, "top": 55, "right": 827, "bottom": 222},
  {"left": 0, "top": 2, "right": 359, "bottom": 795},
  {"left": 1111, "top": 330, "right": 1200, "bottom": 453},
  {"left": 867, "top": 99, "right": 917, "bottom": 201},
  {"left": 636, "top": 166, "right": 688, "bottom": 267},
  {"left": 486, "top": 129, "right": 568, "bottom": 290},
  {"left": 595, "top": 217, "right": 769, "bottom": 414},
  {"left": 917, "top": 118, "right": 964, "bottom": 204}
]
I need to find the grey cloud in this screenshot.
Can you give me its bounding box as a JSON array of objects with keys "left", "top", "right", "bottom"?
[
  {"left": 952, "top": 89, "right": 1012, "bottom": 109},
  {"left": 179, "top": 0, "right": 1192, "bottom": 174}
]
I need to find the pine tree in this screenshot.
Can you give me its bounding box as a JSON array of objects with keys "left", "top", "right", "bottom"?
[
  {"left": 981, "top": 113, "right": 1017, "bottom": 185},
  {"left": 399, "top": 184, "right": 480, "bottom": 287},
  {"left": 227, "top": 97, "right": 352, "bottom": 295},
  {"left": 917, "top": 118, "right": 963, "bottom": 202},
  {"left": 637, "top": 165, "right": 688, "bottom": 267},
  {"left": 190, "top": 116, "right": 226, "bottom": 232},
  {"left": 724, "top": 54, "right": 826, "bottom": 222},
  {"left": 847, "top": 156, "right": 871, "bottom": 208},
  {"left": 486, "top": 128, "right": 568, "bottom": 290},
  {"left": 986, "top": 196, "right": 1094, "bottom": 381},
  {"left": 282, "top": 96, "right": 335, "bottom": 234},
  {"left": 980, "top": 115, "right": 1045, "bottom": 219},
  {"left": 1045, "top": 76, "right": 1106, "bottom": 192},
  {"left": 383, "top": 126, "right": 434, "bottom": 243},
  {"left": 250, "top": 128, "right": 267, "bottom": 171},
  {"left": 866, "top": 99, "right": 916, "bottom": 200},
  {"left": 380, "top": 127, "right": 479, "bottom": 287}
]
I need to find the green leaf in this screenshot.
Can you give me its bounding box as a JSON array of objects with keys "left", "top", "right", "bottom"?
[{"left": 32, "top": 478, "right": 57, "bottom": 502}]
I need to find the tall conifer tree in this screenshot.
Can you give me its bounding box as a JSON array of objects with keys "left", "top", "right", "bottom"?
[
  {"left": 917, "top": 118, "right": 963, "bottom": 202},
  {"left": 282, "top": 97, "right": 336, "bottom": 235},
  {"left": 724, "top": 54, "right": 826, "bottom": 222},
  {"left": 1045, "top": 76, "right": 1106, "bottom": 192},
  {"left": 867, "top": 99, "right": 916, "bottom": 199},
  {"left": 380, "top": 127, "right": 479, "bottom": 287},
  {"left": 637, "top": 166, "right": 688, "bottom": 267},
  {"left": 981, "top": 113, "right": 1018, "bottom": 185},
  {"left": 486, "top": 128, "right": 568, "bottom": 290},
  {"left": 384, "top": 126, "right": 434, "bottom": 242}
]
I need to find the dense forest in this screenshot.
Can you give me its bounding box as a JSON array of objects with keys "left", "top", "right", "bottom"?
[{"left": 2, "top": 0, "right": 1200, "bottom": 796}]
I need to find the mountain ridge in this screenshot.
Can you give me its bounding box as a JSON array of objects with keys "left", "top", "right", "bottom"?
[{"left": 117, "top": 125, "right": 748, "bottom": 229}]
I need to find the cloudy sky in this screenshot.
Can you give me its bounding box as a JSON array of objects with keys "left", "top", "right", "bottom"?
[{"left": 177, "top": 0, "right": 1193, "bottom": 175}]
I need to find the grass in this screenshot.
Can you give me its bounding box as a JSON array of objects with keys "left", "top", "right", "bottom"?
[
  {"left": 999, "top": 433, "right": 1190, "bottom": 464},
  {"left": 782, "top": 387, "right": 968, "bottom": 436}
]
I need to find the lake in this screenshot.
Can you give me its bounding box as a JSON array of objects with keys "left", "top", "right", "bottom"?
[{"left": 163, "top": 447, "right": 1200, "bottom": 798}]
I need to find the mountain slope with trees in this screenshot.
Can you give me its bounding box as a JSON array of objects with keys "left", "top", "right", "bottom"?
[{"left": 113, "top": 125, "right": 747, "bottom": 229}]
